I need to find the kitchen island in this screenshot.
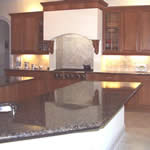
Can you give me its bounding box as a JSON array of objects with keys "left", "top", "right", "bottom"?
[{"left": 0, "top": 79, "right": 142, "bottom": 150}]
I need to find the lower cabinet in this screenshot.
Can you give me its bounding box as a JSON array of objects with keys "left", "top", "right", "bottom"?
[
  {"left": 0, "top": 79, "right": 49, "bottom": 102},
  {"left": 86, "top": 73, "right": 150, "bottom": 109}
]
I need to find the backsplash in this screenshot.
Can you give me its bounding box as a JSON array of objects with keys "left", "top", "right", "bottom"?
[
  {"left": 55, "top": 34, "right": 93, "bottom": 70},
  {"left": 13, "top": 55, "right": 49, "bottom": 70},
  {"left": 101, "top": 55, "right": 150, "bottom": 72}
]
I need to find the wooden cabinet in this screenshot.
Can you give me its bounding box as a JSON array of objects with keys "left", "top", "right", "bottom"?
[
  {"left": 103, "top": 8, "right": 122, "bottom": 53},
  {"left": 140, "top": 10, "right": 150, "bottom": 53},
  {"left": 123, "top": 10, "right": 139, "bottom": 53},
  {"left": 10, "top": 12, "right": 48, "bottom": 54},
  {"left": 11, "top": 15, "right": 24, "bottom": 53},
  {"left": 103, "top": 6, "right": 150, "bottom": 55},
  {"left": 86, "top": 72, "right": 150, "bottom": 109}
]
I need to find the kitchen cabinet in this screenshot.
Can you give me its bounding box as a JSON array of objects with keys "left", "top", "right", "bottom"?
[
  {"left": 86, "top": 72, "right": 150, "bottom": 109},
  {"left": 123, "top": 9, "right": 139, "bottom": 53},
  {"left": 0, "top": 79, "right": 49, "bottom": 101},
  {"left": 140, "top": 10, "right": 150, "bottom": 53},
  {"left": 103, "top": 8, "right": 123, "bottom": 54},
  {"left": 5, "top": 69, "right": 50, "bottom": 79},
  {"left": 10, "top": 12, "right": 48, "bottom": 54},
  {"left": 103, "top": 6, "right": 150, "bottom": 55}
]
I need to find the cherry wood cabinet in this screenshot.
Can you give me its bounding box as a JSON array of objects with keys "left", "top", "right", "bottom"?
[
  {"left": 10, "top": 12, "right": 48, "bottom": 54},
  {"left": 103, "top": 6, "right": 150, "bottom": 55},
  {"left": 140, "top": 10, "right": 150, "bottom": 53},
  {"left": 0, "top": 79, "right": 48, "bottom": 102},
  {"left": 103, "top": 8, "right": 123, "bottom": 53},
  {"left": 86, "top": 72, "right": 150, "bottom": 109},
  {"left": 5, "top": 69, "right": 51, "bottom": 79},
  {"left": 123, "top": 10, "right": 139, "bottom": 53}
]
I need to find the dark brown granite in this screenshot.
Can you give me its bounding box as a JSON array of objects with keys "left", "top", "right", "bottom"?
[
  {"left": 0, "top": 80, "right": 142, "bottom": 143},
  {"left": 88, "top": 71, "right": 150, "bottom": 75}
]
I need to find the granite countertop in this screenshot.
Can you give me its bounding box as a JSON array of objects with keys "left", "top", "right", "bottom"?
[
  {"left": 5, "top": 68, "right": 49, "bottom": 72},
  {"left": 0, "top": 80, "right": 142, "bottom": 143},
  {"left": 88, "top": 71, "right": 150, "bottom": 75},
  {"left": 0, "top": 76, "right": 33, "bottom": 87},
  {"left": 7, "top": 68, "right": 150, "bottom": 75}
]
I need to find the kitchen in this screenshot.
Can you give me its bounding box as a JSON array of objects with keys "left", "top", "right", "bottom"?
[{"left": 0, "top": 0, "right": 150, "bottom": 149}]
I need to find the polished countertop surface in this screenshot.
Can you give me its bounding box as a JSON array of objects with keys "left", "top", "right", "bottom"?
[
  {"left": 88, "top": 70, "right": 150, "bottom": 75},
  {"left": 6, "top": 68, "right": 150, "bottom": 75},
  {"left": 0, "top": 80, "right": 141, "bottom": 143}
]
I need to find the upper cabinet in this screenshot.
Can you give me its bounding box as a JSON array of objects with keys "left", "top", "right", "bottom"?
[
  {"left": 140, "top": 9, "right": 150, "bottom": 53},
  {"left": 103, "top": 8, "right": 122, "bottom": 53},
  {"left": 10, "top": 12, "right": 49, "bottom": 54},
  {"left": 103, "top": 6, "right": 150, "bottom": 55},
  {"left": 123, "top": 9, "right": 139, "bottom": 53}
]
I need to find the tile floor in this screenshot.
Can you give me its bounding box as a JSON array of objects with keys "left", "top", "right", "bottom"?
[{"left": 115, "top": 109, "right": 150, "bottom": 150}]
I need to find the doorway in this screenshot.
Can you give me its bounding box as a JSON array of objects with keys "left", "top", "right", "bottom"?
[{"left": 0, "top": 19, "right": 9, "bottom": 78}]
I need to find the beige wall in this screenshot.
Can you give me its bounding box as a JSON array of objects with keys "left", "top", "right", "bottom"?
[
  {"left": 14, "top": 55, "right": 49, "bottom": 70},
  {"left": 0, "top": 0, "right": 61, "bottom": 20},
  {"left": 105, "top": 0, "right": 150, "bottom": 6},
  {"left": 1, "top": 0, "right": 150, "bottom": 20},
  {"left": 101, "top": 55, "right": 150, "bottom": 72}
]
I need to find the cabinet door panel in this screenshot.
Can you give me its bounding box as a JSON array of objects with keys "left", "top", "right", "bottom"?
[
  {"left": 24, "top": 15, "right": 40, "bottom": 51},
  {"left": 11, "top": 16, "right": 24, "bottom": 52},
  {"left": 123, "top": 11, "right": 139, "bottom": 52},
  {"left": 104, "top": 11, "right": 121, "bottom": 51},
  {"left": 139, "top": 81, "right": 150, "bottom": 105},
  {"left": 10, "top": 12, "right": 43, "bottom": 54},
  {"left": 140, "top": 11, "right": 150, "bottom": 52}
]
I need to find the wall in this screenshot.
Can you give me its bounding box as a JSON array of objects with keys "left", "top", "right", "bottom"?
[
  {"left": 105, "top": 0, "right": 150, "bottom": 6},
  {"left": 0, "top": 20, "right": 9, "bottom": 76},
  {"left": 1, "top": 0, "right": 150, "bottom": 20},
  {"left": 0, "top": 0, "right": 61, "bottom": 20},
  {"left": 101, "top": 55, "right": 150, "bottom": 72},
  {"left": 13, "top": 55, "right": 49, "bottom": 70}
]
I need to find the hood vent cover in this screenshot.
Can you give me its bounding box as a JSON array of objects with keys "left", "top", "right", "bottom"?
[{"left": 41, "top": 0, "right": 108, "bottom": 12}]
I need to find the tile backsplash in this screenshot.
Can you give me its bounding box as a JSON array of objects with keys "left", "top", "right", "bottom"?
[{"left": 101, "top": 55, "right": 150, "bottom": 72}]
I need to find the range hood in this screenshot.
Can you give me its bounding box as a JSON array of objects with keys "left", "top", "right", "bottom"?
[{"left": 41, "top": 0, "right": 108, "bottom": 72}]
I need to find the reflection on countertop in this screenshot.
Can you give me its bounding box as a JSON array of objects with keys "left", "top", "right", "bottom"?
[
  {"left": 101, "top": 82, "right": 141, "bottom": 89},
  {"left": 0, "top": 80, "right": 142, "bottom": 143}
]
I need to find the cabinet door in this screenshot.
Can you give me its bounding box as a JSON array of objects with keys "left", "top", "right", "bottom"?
[
  {"left": 140, "top": 11, "right": 150, "bottom": 52},
  {"left": 11, "top": 15, "right": 24, "bottom": 52},
  {"left": 103, "top": 9, "right": 122, "bottom": 54},
  {"left": 24, "top": 13, "right": 43, "bottom": 52},
  {"left": 139, "top": 81, "right": 150, "bottom": 106},
  {"left": 123, "top": 10, "right": 140, "bottom": 53},
  {"left": 10, "top": 12, "right": 43, "bottom": 54}
]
